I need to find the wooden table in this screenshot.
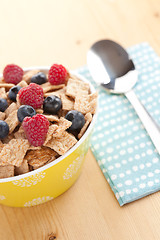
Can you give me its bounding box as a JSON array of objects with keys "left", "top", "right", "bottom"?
[{"left": 0, "top": 0, "right": 160, "bottom": 239}]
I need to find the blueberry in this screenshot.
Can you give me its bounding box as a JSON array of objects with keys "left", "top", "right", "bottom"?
[
  {"left": 65, "top": 110, "right": 85, "bottom": 132},
  {"left": 43, "top": 95, "right": 62, "bottom": 114},
  {"left": 8, "top": 85, "right": 22, "bottom": 101},
  {"left": 0, "top": 98, "right": 8, "bottom": 112},
  {"left": 17, "top": 105, "right": 36, "bottom": 122},
  {"left": 0, "top": 120, "right": 9, "bottom": 139},
  {"left": 31, "top": 72, "right": 47, "bottom": 85}
]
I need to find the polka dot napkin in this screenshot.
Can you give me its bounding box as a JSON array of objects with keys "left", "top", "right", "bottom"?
[{"left": 76, "top": 42, "right": 160, "bottom": 206}]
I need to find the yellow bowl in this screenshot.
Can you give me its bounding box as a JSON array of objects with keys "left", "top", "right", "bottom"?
[{"left": 0, "top": 67, "right": 97, "bottom": 207}]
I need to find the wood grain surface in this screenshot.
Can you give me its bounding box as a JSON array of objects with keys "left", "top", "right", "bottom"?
[{"left": 0, "top": 0, "right": 160, "bottom": 239}]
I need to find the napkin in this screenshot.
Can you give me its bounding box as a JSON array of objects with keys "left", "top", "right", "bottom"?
[{"left": 76, "top": 42, "right": 160, "bottom": 206}]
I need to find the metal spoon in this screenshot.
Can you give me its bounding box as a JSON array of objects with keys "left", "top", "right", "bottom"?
[{"left": 87, "top": 39, "right": 160, "bottom": 154}]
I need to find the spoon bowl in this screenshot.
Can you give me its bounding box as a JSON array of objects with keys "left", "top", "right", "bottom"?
[
  {"left": 87, "top": 39, "right": 138, "bottom": 93},
  {"left": 87, "top": 39, "right": 160, "bottom": 154}
]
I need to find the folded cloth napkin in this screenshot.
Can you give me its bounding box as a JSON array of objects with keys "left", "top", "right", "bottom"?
[{"left": 76, "top": 42, "right": 160, "bottom": 206}]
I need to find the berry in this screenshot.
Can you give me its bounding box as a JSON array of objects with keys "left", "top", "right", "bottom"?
[
  {"left": 30, "top": 72, "right": 47, "bottom": 85},
  {"left": 43, "top": 95, "right": 62, "bottom": 114},
  {"left": 8, "top": 85, "right": 22, "bottom": 101},
  {"left": 22, "top": 114, "right": 49, "bottom": 146},
  {"left": 3, "top": 64, "right": 23, "bottom": 84},
  {"left": 0, "top": 120, "right": 9, "bottom": 139},
  {"left": 0, "top": 98, "right": 8, "bottom": 112},
  {"left": 17, "top": 105, "right": 36, "bottom": 122},
  {"left": 19, "top": 83, "right": 44, "bottom": 109},
  {"left": 48, "top": 64, "right": 68, "bottom": 85},
  {"left": 65, "top": 110, "right": 85, "bottom": 132}
]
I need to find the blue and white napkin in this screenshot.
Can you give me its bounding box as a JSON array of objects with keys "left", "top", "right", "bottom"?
[{"left": 76, "top": 42, "right": 160, "bottom": 206}]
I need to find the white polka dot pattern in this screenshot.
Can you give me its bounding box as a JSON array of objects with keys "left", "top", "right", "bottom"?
[{"left": 76, "top": 42, "right": 160, "bottom": 206}]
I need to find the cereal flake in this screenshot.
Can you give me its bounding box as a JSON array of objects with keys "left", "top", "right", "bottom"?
[
  {"left": 0, "top": 165, "right": 14, "bottom": 178},
  {"left": 0, "top": 83, "right": 14, "bottom": 89},
  {"left": 0, "top": 139, "right": 30, "bottom": 166},
  {"left": 78, "top": 112, "right": 92, "bottom": 139},
  {"left": 18, "top": 80, "right": 28, "bottom": 88},
  {"left": 36, "top": 109, "right": 44, "bottom": 114},
  {"left": 60, "top": 93, "right": 74, "bottom": 110},
  {"left": 0, "top": 87, "right": 7, "bottom": 99},
  {"left": 52, "top": 117, "right": 71, "bottom": 137},
  {"left": 0, "top": 112, "right": 5, "bottom": 121},
  {"left": 66, "top": 78, "right": 90, "bottom": 99},
  {"left": 16, "top": 94, "right": 21, "bottom": 108},
  {"left": 5, "top": 110, "right": 19, "bottom": 133},
  {"left": 15, "top": 160, "right": 29, "bottom": 175},
  {"left": 5, "top": 102, "right": 17, "bottom": 118},
  {"left": 43, "top": 114, "right": 59, "bottom": 122},
  {"left": 74, "top": 92, "right": 97, "bottom": 114},
  {"left": 45, "top": 131, "right": 77, "bottom": 155},
  {"left": 44, "top": 88, "right": 66, "bottom": 98},
  {"left": 14, "top": 126, "right": 26, "bottom": 139},
  {"left": 25, "top": 147, "right": 57, "bottom": 169},
  {"left": 41, "top": 82, "right": 65, "bottom": 93},
  {"left": 44, "top": 124, "right": 59, "bottom": 145}
]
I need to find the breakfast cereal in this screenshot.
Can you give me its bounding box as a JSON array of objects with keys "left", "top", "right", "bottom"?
[{"left": 0, "top": 63, "right": 97, "bottom": 178}]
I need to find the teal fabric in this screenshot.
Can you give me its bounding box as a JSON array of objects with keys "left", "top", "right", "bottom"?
[{"left": 76, "top": 42, "right": 160, "bottom": 206}]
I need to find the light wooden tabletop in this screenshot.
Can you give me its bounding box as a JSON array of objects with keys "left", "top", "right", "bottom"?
[{"left": 0, "top": 0, "right": 160, "bottom": 239}]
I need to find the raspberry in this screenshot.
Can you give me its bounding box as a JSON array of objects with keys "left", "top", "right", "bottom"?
[
  {"left": 19, "top": 83, "right": 44, "bottom": 109},
  {"left": 48, "top": 64, "right": 68, "bottom": 85},
  {"left": 22, "top": 114, "right": 49, "bottom": 146},
  {"left": 3, "top": 64, "right": 23, "bottom": 84}
]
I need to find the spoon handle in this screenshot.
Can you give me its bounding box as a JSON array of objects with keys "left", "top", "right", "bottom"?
[{"left": 125, "top": 89, "right": 160, "bottom": 154}]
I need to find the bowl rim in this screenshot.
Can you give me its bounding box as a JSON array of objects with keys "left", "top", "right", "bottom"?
[{"left": 0, "top": 66, "right": 98, "bottom": 183}]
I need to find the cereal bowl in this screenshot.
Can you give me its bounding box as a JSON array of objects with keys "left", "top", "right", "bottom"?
[{"left": 0, "top": 66, "right": 97, "bottom": 207}]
